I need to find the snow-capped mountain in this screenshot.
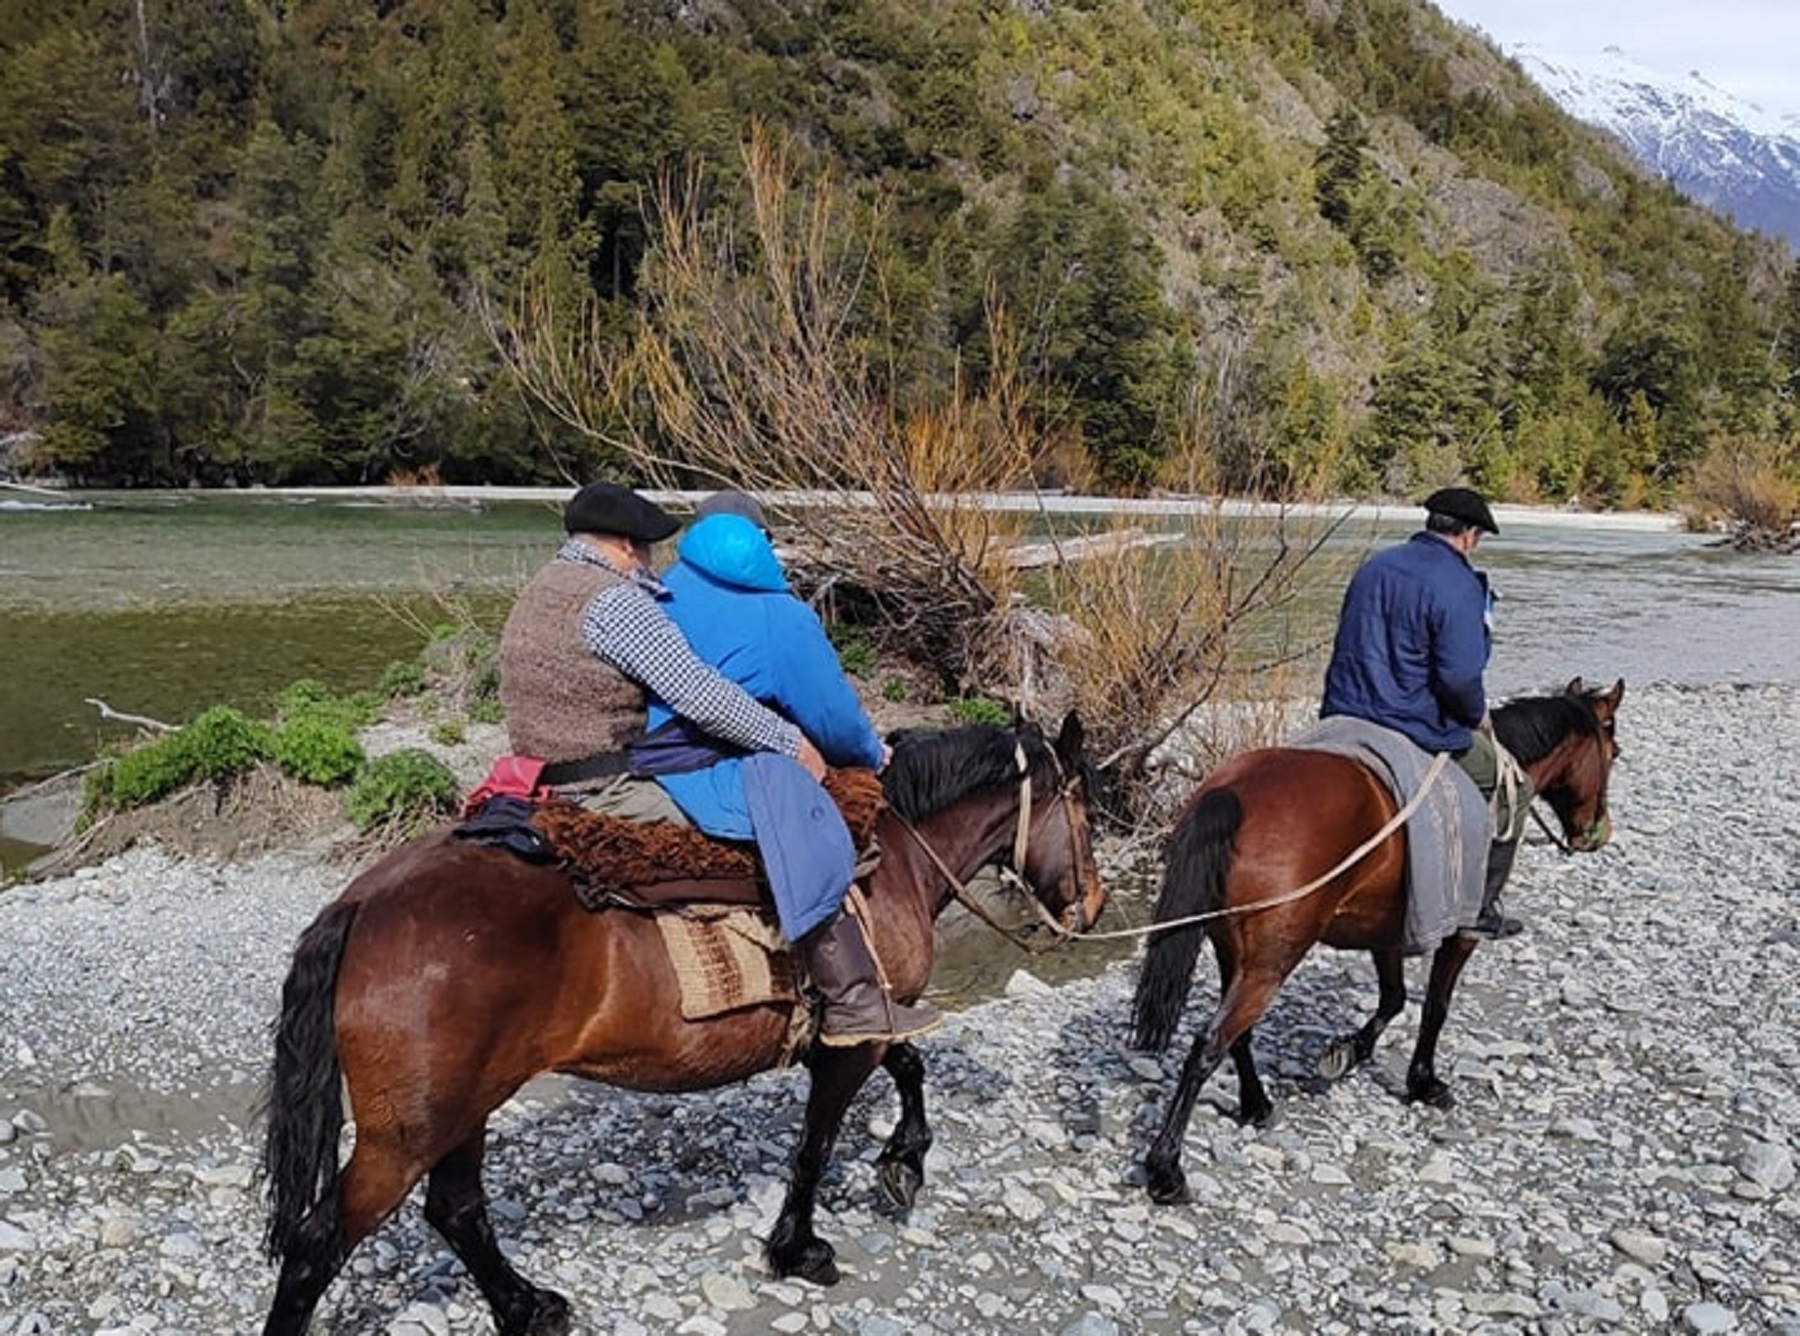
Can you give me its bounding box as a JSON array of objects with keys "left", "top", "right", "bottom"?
[{"left": 1509, "top": 43, "right": 1800, "bottom": 248}]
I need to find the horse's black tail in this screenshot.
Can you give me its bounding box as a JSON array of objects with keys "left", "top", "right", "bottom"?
[
  {"left": 261, "top": 898, "right": 359, "bottom": 1265},
  {"left": 1130, "top": 788, "right": 1242, "bottom": 1052}
]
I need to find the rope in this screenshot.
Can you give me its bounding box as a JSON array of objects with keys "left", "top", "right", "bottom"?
[
  {"left": 903, "top": 748, "right": 1455, "bottom": 950},
  {"left": 1036, "top": 750, "right": 1455, "bottom": 944}
]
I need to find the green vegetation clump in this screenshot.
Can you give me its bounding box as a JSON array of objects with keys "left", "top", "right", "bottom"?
[
  {"left": 344, "top": 750, "right": 462, "bottom": 833},
  {"left": 829, "top": 626, "right": 878, "bottom": 679},
  {"left": 377, "top": 660, "right": 428, "bottom": 699},
  {"left": 89, "top": 706, "right": 276, "bottom": 810},
  {"left": 947, "top": 695, "right": 1013, "bottom": 727},
  {"left": 271, "top": 715, "right": 365, "bottom": 786},
  {"left": 274, "top": 679, "right": 336, "bottom": 714},
  {"left": 275, "top": 679, "right": 383, "bottom": 730}
]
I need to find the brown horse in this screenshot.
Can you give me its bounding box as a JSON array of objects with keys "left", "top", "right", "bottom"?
[
  {"left": 1129, "top": 679, "right": 1623, "bottom": 1205},
  {"left": 260, "top": 714, "right": 1104, "bottom": 1335}
]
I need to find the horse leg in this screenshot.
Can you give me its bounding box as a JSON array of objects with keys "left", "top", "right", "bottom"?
[
  {"left": 1318, "top": 948, "right": 1408, "bottom": 1081},
  {"left": 1227, "top": 1031, "right": 1273, "bottom": 1129},
  {"left": 262, "top": 1203, "right": 350, "bottom": 1336},
  {"left": 424, "top": 1131, "right": 570, "bottom": 1336},
  {"left": 261, "top": 1136, "right": 422, "bottom": 1336},
  {"left": 765, "top": 1044, "right": 883, "bottom": 1285},
  {"left": 874, "top": 1041, "right": 932, "bottom": 1214},
  {"left": 1406, "top": 936, "right": 1479, "bottom": 1108},
  {"left": 1145, "top": 960, "right": 1291, "bottom": 1206},
  {"left": 1215, "top": 938, "right": 1274, "bottom": 1128}
]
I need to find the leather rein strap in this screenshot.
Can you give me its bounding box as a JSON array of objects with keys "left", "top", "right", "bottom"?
[{"left": 892, "top": 743, "right": 1088, "bottom": 955}]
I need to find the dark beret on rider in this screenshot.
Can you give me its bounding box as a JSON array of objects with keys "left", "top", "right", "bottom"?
[
  {"left": 1421, "top": 486, "right": 1498, "bottom": 535},
  {"left": 562, "top": 482, "right": 680, "bottom": 543},
  {"left": 694, "top": 489, "right": 770, "bottom": 533}
]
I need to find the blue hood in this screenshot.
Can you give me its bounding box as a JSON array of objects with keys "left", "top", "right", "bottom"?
[{"left": 675, "top": 513, "right": 788, "bottom": 593}]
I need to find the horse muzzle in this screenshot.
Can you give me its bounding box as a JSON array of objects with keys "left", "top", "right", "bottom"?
[
  {"left": 1063, "top": 875, "right": 1107, "bottom": 933},
  {"left": 1568, "top": 814, "right": 1612, "bottom": 851}
]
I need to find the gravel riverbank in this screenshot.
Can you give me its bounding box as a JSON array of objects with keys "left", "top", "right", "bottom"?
[{"left": 2, "top": 683, "right": 1797, "bottom": 1335}]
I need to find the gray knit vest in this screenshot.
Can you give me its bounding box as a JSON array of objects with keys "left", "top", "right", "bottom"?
[{"left": 498, "top": 559, "right": 646, "bottom": 764}]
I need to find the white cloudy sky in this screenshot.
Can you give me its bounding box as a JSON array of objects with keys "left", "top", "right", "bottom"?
[{"left": 1433, "top": 0, "right": 1800, "bottom": 121}]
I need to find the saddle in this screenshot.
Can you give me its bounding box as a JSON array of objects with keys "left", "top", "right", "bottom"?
[{"left": 456, "top": 766, "right": 886, "bottom": 913}]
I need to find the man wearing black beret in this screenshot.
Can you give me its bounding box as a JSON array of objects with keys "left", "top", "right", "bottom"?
[
  {"left": 1320, "top": 485, "right": 1531, "bottom": 941},
  {"left": 498, "top": 481, "right": 825, "bottom": 822}
]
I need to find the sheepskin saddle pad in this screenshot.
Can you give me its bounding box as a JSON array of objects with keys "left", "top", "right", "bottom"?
[{"left": 530, "top": 766, "right": 886, "bottom": 910}]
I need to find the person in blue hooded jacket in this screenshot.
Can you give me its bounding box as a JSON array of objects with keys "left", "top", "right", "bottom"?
[
  {"left": 1321, "top": 486, "right": 1531, "bottom": 941},
  {"left": 644, "top": 493, "right": 941, "bottom": 1046}
]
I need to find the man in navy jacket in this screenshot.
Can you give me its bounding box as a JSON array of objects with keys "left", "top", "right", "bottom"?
[{"left": 1322, "top": 487, "right": 1526, "bottom": 940}]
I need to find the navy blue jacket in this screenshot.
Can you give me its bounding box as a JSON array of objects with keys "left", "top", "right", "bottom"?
[{"left": 1320, "top": 531, "right": 1491, "bottom": 753}]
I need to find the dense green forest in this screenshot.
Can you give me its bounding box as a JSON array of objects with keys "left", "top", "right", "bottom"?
[{"left": 3, "top": 0, "right": 1798, "bottom": 503}]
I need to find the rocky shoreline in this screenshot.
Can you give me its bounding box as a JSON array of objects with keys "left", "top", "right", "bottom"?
[{"left": 1, "top": 683, "right": 1797, "bottom": 1335}]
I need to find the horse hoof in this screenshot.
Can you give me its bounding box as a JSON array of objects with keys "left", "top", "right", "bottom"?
[
  {"left": 502, "top": 1289, "right": 571, "bottom": 1336},
  {"left": 1317, "top": 1039, "right": 1355, "bottom": 1081},
  {"left": 877, "top": 1159, "right": 923, "bottom": 1213},
  {"left": 769, "top": 1237, "right": 840, "bottom": 1286},
  {"left": 1408, "top": 1080, "right": 1455, "bottom": 1110},
  {"left": 1239, "top": 1099, "right": 1278, "bottom": 1130},
  {"left": 1145, "top": 1165, "right": 1190, "bottom": 1206}
]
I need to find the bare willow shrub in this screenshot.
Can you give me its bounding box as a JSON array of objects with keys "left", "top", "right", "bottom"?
[
  {"left": 1035, "top": 499, "right": 1351, "bottom": 833},
  {"left": 495, "top": 126, "right": 1349, "bottom": 828},
  {"left": 1687, "top": 434, "right": 1799, "bottom": 550},
  {"left": 495, "top": 125, "right": 1041, "bottom": 684}
]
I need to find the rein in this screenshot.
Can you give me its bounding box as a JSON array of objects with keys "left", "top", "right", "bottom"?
[
  {"left": 1529, "top": 803, "right": 1577, "bottom": 853},
  {"left": 1055, "top": 750, "right": 1454, "bottom": 943},
  {"left": 892, "top": 743, "right": 1090, "bottom": 956},
  {"left": 900, "top": 744, "right": 1455, "bottom": 949}
]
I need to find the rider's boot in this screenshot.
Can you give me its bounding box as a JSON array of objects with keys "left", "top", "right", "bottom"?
[
  {"left": 803, "top": 903, "right": 942, "bottom": 1046},
  {"left": 1459, "top": 837, "right": 1524, "bottom": 941}
]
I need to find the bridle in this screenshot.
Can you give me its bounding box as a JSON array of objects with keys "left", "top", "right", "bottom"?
[
  {"left": 892, "top": 741, "right": 1096, "bottom": 955},
  {"left": 1526, "top": 706, "right": 1616, "bottom": 854}
]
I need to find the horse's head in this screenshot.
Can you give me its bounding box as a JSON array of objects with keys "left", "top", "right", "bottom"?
[
  {"left": 883, "top": 711, "right": 1107, "bottom": 938},
  {"left": 1530, "top": 677, "right": 1625, "bottom": 851},
  {"left": 1014, "top": 711, "right": 1108, "bottom": 934}
]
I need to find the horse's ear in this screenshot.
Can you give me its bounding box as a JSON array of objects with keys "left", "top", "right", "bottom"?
[
  {"left": 1565, "top": 676, "right": 1586, "bottom": 695},
  {"left": 1010, "top": 698, "right": 1026, "bottom": 728},
  {"left": 1603, "top": 678, "right": 1625, "bottom": 709},
  {"left": 1055, "top": 710, "right": 1086, "bottom": 763}
]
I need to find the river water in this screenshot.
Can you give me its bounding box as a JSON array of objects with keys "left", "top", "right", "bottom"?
[{"left": 3, "top": 489, "right": 1797, "bottom": 870}]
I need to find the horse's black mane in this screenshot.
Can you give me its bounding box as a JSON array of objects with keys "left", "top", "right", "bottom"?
[
  {"left": 1492, "top": 691, "right": 1602, "bottom": 766},
  {"left": 883, "top": 722, "right": 1050, "bottom": 822}
]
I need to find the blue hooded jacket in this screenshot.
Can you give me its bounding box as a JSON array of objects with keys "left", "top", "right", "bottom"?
[
  {"left": 648, "top": 513, "right": 885, "bottom": 938},
  {"left": 1320, "top": 530, "right": 1491, "bottom": 753}
]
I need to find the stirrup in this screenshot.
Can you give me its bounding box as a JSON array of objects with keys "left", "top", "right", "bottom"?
[{"left": 1458, "top": 908, "right": 1525, "bottom": 941}]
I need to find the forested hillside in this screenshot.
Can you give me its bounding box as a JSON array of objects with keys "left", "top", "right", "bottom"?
[{"left": 4, "top": 0, "right": 1798, "bottom": 503}]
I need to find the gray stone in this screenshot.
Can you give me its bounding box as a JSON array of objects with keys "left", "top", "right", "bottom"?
[
  {"left": 1683, "top": 1302, "right": 1740, "bottom": 1334},
  {"left": 1736, "top": 1140, "right": 1796, "bottom": 1192},
  {"left": 1609, "top": 1227, "right": 1668, "bottom": 1266}
]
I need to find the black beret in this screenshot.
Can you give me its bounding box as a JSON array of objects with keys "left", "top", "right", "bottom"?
[
  {"left": 563, "top": 482, "right": 680, "bottom": 543},
  {"left": 1422, "top": 486, "right": 1498, "bottom": 535},
  {"left": 694, "top": 489, "right": 769, "bottom": 532}
]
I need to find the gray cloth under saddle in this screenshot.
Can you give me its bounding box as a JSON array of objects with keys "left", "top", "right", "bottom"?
[{"left": 1288, "top": 717, "right": 1491, "bottom": 954}]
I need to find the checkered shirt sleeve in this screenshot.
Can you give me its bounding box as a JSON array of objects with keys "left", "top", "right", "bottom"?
[{"left": 581, "top": 579, "right": 801, "bottom": 757}]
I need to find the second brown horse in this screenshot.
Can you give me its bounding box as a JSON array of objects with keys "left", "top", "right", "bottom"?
[{"left": 1130, "top": 679, "right": 1624, "bottom": 1205}]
